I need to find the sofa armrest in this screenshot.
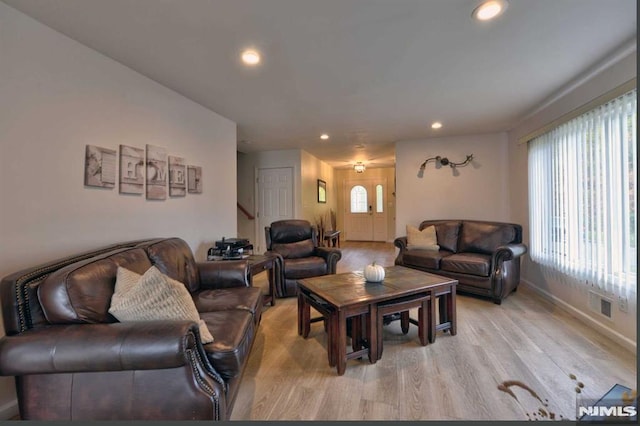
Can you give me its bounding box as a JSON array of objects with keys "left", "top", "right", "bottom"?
[
  {"left": 197, "top": 260, "right": 250, "bottom": 289},
  {"left": 394, "top": 236, "right": 408, "bottom": 251},
  {"left": 263, "top": 251, "right": 285, "bottom": 297},
  {"left": 492, "top": 243, "right": 528, "bottom": 265},
  {"left": 0, "top": 321, "right": 211, "bottom": 376},
  {"left": 315, "top": 247, "right": 342, "bottom": 273},
  {"left": 490, "top": 243, "right": 528, "bottom": 304},
  {"left": 393, "top": 237, "right": 408, "bottom": 265}
]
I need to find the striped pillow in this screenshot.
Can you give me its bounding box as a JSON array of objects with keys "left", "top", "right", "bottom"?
[{"left": 109, "top": 266, "right": 214, "bottom": 343}]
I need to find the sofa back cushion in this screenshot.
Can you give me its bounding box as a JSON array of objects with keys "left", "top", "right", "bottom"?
[
  {"left": 268, "top": 220, "right": 316, "bottom": 259},
  {"left": 142, "top": 238, "right": 200, "bottom": 293},
  {"left": 272, "top": 239, "right": 316, "bottom": 259},
  {"left": 420, "top": 220, "right": 461, "bottom": 253},
  {"left": 458, "top": 222, "right": 518, "bottom": 254},
  {"left": 268, "top": 220, "right": 314, "bottom": 244},
  {"left": 38, "top": 248, "right": 153, "bottom": 324}
]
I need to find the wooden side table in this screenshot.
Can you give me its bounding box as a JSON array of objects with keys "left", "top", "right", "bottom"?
[
  {"left": 323, "top": 230, "right": 341, "bottom": 247},
  {"left": 246, "top": 254, "right": 277, "bottom": 306},
  {"left": 209, "top": 254, "right": 277, "bottom": 306}
]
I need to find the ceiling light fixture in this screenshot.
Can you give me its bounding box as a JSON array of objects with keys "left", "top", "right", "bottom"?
[
  {"left": 431, "top": 122, "right": 443, "bottom": 129},
  {"left": 472, "top": 0, "right": 508, "bottom": 21},
  {"left": 241, "top": 49, "right": 261, "bottom": 65},
  {"left": 354, "top": 162, "right": 366, "bottom": 173},
  {"left": 320, "top": 134, "right": 329, "bottom": 140}
]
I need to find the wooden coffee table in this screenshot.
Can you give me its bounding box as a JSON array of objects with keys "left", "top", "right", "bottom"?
[{"left": 297, "top": 266, "right": 457, "bottom": 375}]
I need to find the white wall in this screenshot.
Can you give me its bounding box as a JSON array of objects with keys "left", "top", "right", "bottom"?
[
  {"left": 237, "top": 149, "right": 302, "bottom": 250},
  {"left": 395, "top": 133, "right": 509, "bottom": 238},
  {"left": 300, "top": 150, "right": 336, "bottom": 229},
  {"left": 0, "top": 3, "right": 237, "bottom": 418},
  {"left": 507, "top": 49, "right": 637, "bottom": 349}
]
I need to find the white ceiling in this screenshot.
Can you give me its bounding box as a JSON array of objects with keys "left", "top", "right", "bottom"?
[{"left": 3, "top": 0, "right": 637, "bottom": 169}]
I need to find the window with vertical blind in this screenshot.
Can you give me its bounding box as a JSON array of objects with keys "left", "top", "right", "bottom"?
[{"left": 528, "top": 88, "right": 637, "bottom": 296}]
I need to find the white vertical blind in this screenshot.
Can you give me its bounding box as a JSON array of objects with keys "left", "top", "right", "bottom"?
[{"left": 528, "top": 89, "right": 637, "bottom": 296}]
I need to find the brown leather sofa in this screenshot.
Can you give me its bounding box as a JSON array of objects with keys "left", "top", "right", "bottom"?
[
  {"left": 0, "top": 237, "right": 262, "bottom": 420},
  {"left": 265, "top": 219, "right": 342, "bottom": 297},
  {"left": 394, "top": 220, "right": 527, "bottom": 304}
]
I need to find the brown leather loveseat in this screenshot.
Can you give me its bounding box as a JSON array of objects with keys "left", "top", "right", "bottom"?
[
  {"left": 395, "top": 220, "right": 527, "bottom": 304},
  {"left": 0, "top": 237, "right": 262, "bottom": 420}
]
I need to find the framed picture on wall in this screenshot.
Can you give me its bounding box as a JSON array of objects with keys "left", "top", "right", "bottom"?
[
  {"left": 119, "top": 145, "right": 144, "bottom": 194},
  {"left": 146, "top": 144, "right": 167, "bottom": 200},
  {"left": 317, "top": 179, "right": 326, "bottom": 203},
  {"left": 84, "top": 145, "right": 116, "bottom": 188},
  {"left": 168, "top": 156, "right": 186, "bottom": 197},
  {"left": 187, "top": 165, "right": 203, "bottom": 194}
]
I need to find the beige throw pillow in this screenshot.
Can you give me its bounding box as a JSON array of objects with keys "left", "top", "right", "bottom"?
[
  {"left": 406, "top": 225, "right": 440, "bottom": 251},
  {"left": 109, "top": 266, "right": 214, "bottom": 344}
]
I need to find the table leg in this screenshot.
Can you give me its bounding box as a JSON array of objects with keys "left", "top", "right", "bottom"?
[
  {"left": 297, "top": 292, "right": 303, "bottom": 336},
  {"left": 428, "top": 292, "right": 437, "bottom": 343},
  {"left": 448, "top": 284, "right": 457, "bottom": 336},
  {"left": 400, "top": 311, "right": 410, "bottom": 334},
  {"left": 298, "top": 294, "right": 311, "bottom": 338},
  {"left": 336, "top": 309, "right": 347, "bottom": 375},
  {"left": 418, "top": 299, "right": 429, "bottom": 346},
  {"left": 368, "top": 303, "right": 378, "bottom": 363},
  {"left": 327, "top": 312, "right": 336, "bottom": 367},
  {"left": 268, "top": 265, "right": 276, "bottom": 306},
  {"left": 376, "top": 307, "right": 384, "bottom": 360}
]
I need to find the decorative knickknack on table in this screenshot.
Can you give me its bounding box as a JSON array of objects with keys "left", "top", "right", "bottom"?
[{"left": 364, "top": 261, "right": 385, "bottom": 283}]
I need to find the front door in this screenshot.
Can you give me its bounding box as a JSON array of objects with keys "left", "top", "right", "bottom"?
[
  {"left": 256, "top": 167, "right": 294, "bottom": 252},
  {"left": 344, "top": 178, "right": 388, "bottom": 242}
]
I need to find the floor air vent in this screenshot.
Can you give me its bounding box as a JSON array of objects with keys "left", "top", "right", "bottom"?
[{"left": 588, "top": 291, "right": 612, "bottom": 319}]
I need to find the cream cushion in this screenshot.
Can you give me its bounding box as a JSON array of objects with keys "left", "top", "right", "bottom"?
[
  {"left": 109, "top": 266, "right": 214, "bottom": 343},
  {"left": 406, "top": 224, "right": 440, "bottom": 251}
]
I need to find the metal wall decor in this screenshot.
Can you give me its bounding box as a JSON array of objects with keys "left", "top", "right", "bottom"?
[{"left": 419, "top": 154, "right": 474, "bottom": 171}]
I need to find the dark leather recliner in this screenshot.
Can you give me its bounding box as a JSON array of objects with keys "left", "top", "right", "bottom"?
[{"left": 265, "top": 219, "right": 342, "bottom": 297}]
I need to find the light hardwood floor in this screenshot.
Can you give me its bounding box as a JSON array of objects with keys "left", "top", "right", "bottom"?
[{"left": 232, "top": 241, "right": 637, "bottom": 421}]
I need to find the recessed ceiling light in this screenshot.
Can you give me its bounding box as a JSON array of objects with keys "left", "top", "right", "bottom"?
[
  {"left": 320, "top": 134, "right": 329, "bottom": 140},
  {"left": 431, "top": 122, "right": 443, "bottom": 129},
  {"left": 241, "top": 49, "right": 261, "bottom": 65},
  {"left": 472, "top": 0, "right": 508, "bottom": 21}
]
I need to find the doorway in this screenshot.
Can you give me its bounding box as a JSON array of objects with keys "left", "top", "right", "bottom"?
[
  {"left": 344, "top": 178, "right": 388, "bottom": 242},
  {"left": 255, "top": 167, "right": 294, "bottom": 252}
]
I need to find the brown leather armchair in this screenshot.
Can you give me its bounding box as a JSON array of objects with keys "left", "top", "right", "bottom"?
[{"left": 265, "top": 219, "right": 342, "bottom": 297}]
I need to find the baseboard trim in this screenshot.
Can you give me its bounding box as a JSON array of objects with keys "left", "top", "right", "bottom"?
[
  {"left": 0, "top": 398, "right": 18, "bottom": 420},
  {"left": 521, "top": 279, "right": 636, "bottom": 354}
]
